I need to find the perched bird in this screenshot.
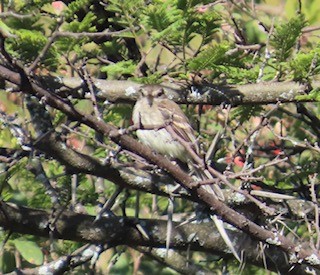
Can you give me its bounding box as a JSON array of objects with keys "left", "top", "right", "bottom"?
[
  {"left": 132, "top": 86, "right": 237, "bottom": 259},
  {"left": 132, "top": 85, "right": 224, "bottom": 199},
  {"left": 132, "top": 85, "right": 198, "bottom": 163}
]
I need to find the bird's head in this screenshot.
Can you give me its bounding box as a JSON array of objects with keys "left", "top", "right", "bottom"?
[{"left": 138, "top": 85, "right": 166, "bottom": 107}]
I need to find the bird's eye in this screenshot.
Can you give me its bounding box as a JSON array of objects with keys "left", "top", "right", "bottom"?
[
  {"left": 138, "top": 88, "right": 148, "bottom": 97},
  {"left": 155, "top": 88, "right": 165, "bottom": 97}
]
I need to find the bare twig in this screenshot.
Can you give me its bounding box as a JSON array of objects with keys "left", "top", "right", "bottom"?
[
  {"left": 0, "top": 11, "right": 34, "bottom": 19},
  {"left": 309, "top": 174, "right": 320, "bottom": 250}
]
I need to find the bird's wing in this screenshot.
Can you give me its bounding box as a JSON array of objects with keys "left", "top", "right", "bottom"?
[{"left": 158, "top": 99, "right": 199, "bottom": 153}]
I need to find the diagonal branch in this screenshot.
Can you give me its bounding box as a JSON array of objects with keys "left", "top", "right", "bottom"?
[
  {"left": 3, "top": 74, "right": 318, "bottom": 106},
  {"left": 60, "top": 78, "right": 317, "bottom": 105}
]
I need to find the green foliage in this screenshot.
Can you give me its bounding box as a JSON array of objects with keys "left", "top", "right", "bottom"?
[
  {"left": 143, "top": 1, "right": 185, "bottom": 45},
  {"left": 142, "top": 0, "right": 219, "bottom": 47},
  {"left": 64, "top": 0, "right": 92, "bottom": 20},
  {"left": 285, "top": 0, "right": 320, "bottom": 25},
  {"left": 231, "top": 105, "right": 264, "bottom": 124},
  {"left": 188, "top": 8, "right": 220, "bottom": 46},
  {"left": 102, "top": 40, "right": 123, "bottom": 56},
  {"left": 28, "top": 0, "right": 55, "bottom": 10},
  {"left": 132, "top": 72, "right": 163, "bottom": 84},
  {"left": 0, "top": 1, "right": 320, "bottom": 274},
  {"left": 76, "top": 174, "right": 98, "bottom": 204},
  {"left": 282, "top": 150, "right": 320, "bottom": 187},
  {"left": 101, "top": 60, "right": 137, "bottom": 79},
  {"left": 0, "top": 19, "right": 15, "bottom": 37},
  {"left": 0, "top": 126, "right": 17, "bottom": 148},
  {"left": 188, "top": 44, "right": 259, "bottom": 83},
  {"left": 296, "top": 88, "right": 320, "bottom": 101},
  {"left": 66, "top": 11, "right": 97, "bottom": 33},
  {"left": 7, "top": 29, "right": 57, "bottom": 68},
  {"left": 290, "top": 47, "right": 320, "bottom": 81},
  {"left": 0, "top": 249, "right": 16, "bottom": 273},
  {"left": 8, "top": 161, "right": 51, "bottom": 208},
  {"left": 222, "top": 63, "right": 260, "bottom": 84},
  {"left": 270, "top": 15, "right": 307, "bottom": 62},
  {"left": 244, "top": 20, "right": 268, "bottom": 45},
  {"left": 188, "top": 43, "right": 231, "bottom": 71},
  {"left": 56, "top": 12, "right": 97, "bottom": 57},
  {"left": 106, "top": 0, "right": 145, "bottom": 28},
  {"left": 13, "top": 238, "right": 43, "bottom": 265},
  {"left": 102, "top": 105, "right": 133, "bottom": 129}
]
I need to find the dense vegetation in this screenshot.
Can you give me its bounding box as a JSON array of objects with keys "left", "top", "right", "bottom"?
[{"left": 0, "top": 0, "right": 319, "bottom": 274}]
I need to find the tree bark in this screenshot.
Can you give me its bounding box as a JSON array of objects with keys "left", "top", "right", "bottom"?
[{"left": 0, "top": 202, "right": 314, "bottom": 274}]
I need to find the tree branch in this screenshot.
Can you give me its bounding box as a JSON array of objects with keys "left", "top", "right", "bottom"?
[
  {"left": 60, "top": 78, "right": 317, "bottom": 104},
  {"left": 0, "top": 202, "right": 316, "bottom": 274},
  {"left": 3, "top": 69, "right": 317, "bottom": 105}
]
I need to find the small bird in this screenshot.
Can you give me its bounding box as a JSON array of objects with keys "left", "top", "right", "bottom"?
[
  {"left": 132, "top": 87, "right": 235, "bottom": 259},
  {"left": 132, "top": 85, "right": 198, "bottom": 163},
  {"left": 132, "top": 85, "right": 224, "bottom": 200}
]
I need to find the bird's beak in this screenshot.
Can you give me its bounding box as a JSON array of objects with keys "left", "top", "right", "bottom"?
[{"left": 146, "top": 95, "right": 153, "bottom": 107}]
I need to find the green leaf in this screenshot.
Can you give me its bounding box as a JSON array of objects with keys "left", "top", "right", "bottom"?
[
  {"left": 188, "top": 43, "right": 230, "bottom": 71},
  {"left": 65, "top": 11, "right": 97, "bottom": 33},
  {"left": 0, "top": 250, "right": 16, "bottom": 273},
  {"left": 6, "top": 28, "right": 57, "bottom": 68},
  {"left": 231, "top": 105, "right": 264, "bottom": 124},
  {"left": 143, "top": 2, "right": 184, "bottom": 45},
  {"left": 296, "top": 88, "right": 320, "bottom": 101},
  {"left": 101, "top": 60, "right": 136, "bottom": 79},
  {"left": 0, "top": 19, "right": 15, "bottom": 38},
  {"left": 270, "top": 15, "right": 307, "bottom": 62},
  {"left": 290, "top": 48, "right": 320, "bottom": 80},
  {"left": 64, "top": 0, "right": 91, "bottom": 19},
  {"left": 13, "top": 239, "right": 43, "bottom": 265}
]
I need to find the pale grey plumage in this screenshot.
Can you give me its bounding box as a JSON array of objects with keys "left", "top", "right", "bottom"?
[
  {"left": 132, "top": 85, "right": 198, "bottom": 162},
  {"left": 132, "top": 85, "right": 224, "bottom": 200},
  {"left": 132, "top": 87, "right": 233, "bottom": 258}
]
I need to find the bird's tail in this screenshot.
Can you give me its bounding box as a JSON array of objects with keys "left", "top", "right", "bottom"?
[{"left": 190, "top": 164, "right": 225, "bottom": 201}]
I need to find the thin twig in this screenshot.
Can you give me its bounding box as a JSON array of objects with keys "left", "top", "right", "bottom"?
[
  {"left": 55, "top": 28, "right": 135, "bottom": 38},
  {"left": 309, "top": 174, "right": 320, "bottom": 250},
  {"left": 165, "top": 124, "right": 276, "bottom": 215},
  {"left": 0, "top": 11, "right": 34, "bottom": 19},
  {"left": 228, "top": 157, "right": 288, "bottom": 179},
  {"left": 27, "top": 21, "right": 63, "bottom": 73}
]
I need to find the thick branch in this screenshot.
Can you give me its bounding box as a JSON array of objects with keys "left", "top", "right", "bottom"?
[
  {"left": 33, "top": 131, "right": 187, "bottom": 198},
  {"left": 0, "top": 202, "right": 315, "bottom": 274},
  {"left": 5, "top": 72, "right": 316, "bottom": 105},
  {"left": 1, "top": 145, "right": 312, "bottom": 223},
  {"left": 43, "top": 76, "right": 316, "bottom": 105}
]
